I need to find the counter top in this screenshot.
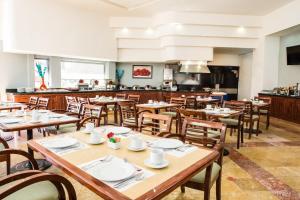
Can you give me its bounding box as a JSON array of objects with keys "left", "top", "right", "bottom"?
[{"left": 259, "top": 93, "right": 300, "bottom": 99}]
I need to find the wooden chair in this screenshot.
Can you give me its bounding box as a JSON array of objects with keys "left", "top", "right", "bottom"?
[
  {"left": 65, "top": 96, "right": 78, "bottom": 104},
  {"left": 255, "top": 96, "right": 271, "bottom": 129},
  {"left": 36, "top": 97, "right": 49, "bottom": 110},
  {"left": 186, "top": 96, "right": 197, "bottom": 109},
  {"left": 127, "top": 94, "right": 140, "bottom": 104},
  {"left": 219, "top": 101, "right": 244, "bottom": 148},
  {"left": 177, "top": 108, "right": 207, "bottom": 130},
  {"left": 180, "top": 118, "right": 227, "bottom": 200},
  {"left": 160, "top": 97, "right": 187, "bottom": 133},
  {"left": 0, "top": 137, "right": 38, "bottom": 175},
  {"left": 76, "top": 104, "right": 107, "bottom": 130},
  {"left": 25, "top": 96, "right": 39, "bottom": 110},
  {"left": 118, "top": 101, "right": 151, "bottom": 130},
  {"left": 242, "top": 101, "right": 260, "bottom": 139},
  {"left": 0, "top": 170, "right": 77, "bottom": 200},
  {"left": 210, "top": 95, "right": 224, "bottom": 107},
  {"left": 138, "top": 113, "right": 172, "bottom": 136},
  {"left": 77, "top": 97, "right": 90, "bottom": 105},
  {"left": 115, "top": 94, "right": 127, "bottom": 99}
]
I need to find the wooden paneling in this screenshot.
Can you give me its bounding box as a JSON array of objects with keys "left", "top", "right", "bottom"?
[
  {"left": 8, "top": 91, "right": 210, "bottom": 111},
  {"left": 259, "top": 94, "right": 300, "bottom": 124}
]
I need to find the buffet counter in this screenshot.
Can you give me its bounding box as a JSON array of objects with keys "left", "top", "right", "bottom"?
[
  {"left": 259, "top": 93, "right": 300, "bottom": 124},
  {"left": 6, "top": 90, "right": 210, "bottom": 110}
]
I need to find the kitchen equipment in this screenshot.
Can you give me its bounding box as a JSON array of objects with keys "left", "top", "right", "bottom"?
[
  {"left": 78, "top": 83, "right": 89, "bottom": 91},
  {"left": 132, "top": 85, "right": 140, "bottom": 90}
]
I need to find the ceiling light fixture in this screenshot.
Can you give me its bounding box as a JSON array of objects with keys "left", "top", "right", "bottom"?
[
  {"left": 237, "top": 26, "right": 245, "bottom": 33},
  {"left": 121, "top": 27, "right": 129, "bottom": 34}
]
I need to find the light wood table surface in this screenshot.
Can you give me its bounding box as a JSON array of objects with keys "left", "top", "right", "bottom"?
[{"left": 28, "top": 128, "right": 218, "bottom": 200}]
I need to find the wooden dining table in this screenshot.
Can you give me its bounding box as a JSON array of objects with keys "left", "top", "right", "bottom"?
[
  {"left": 28, "top": 128, "right": 219, "bottom": 200},
  {"left": 136, "top": 103, "right": 180, "bottom": 114},
  {"left": 0, "top": 110, "right": 80, "bottom": 172},
  {"left": 0, "top": 102, "right": 25, "bottom": 141}
]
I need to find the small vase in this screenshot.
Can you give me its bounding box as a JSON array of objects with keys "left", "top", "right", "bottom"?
[{"left": 40, "top": 78, "right": 47, "bottom": 90}]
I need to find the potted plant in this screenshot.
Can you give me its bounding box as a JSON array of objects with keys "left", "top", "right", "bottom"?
[{"left": 36, "top": 63, "right": 48, "bottom": 90}]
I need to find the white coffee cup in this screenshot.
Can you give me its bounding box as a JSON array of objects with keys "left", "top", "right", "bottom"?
[
  {"left": 224, "top": 108, "right": 230, "bottom": 112},
  {"left": 129, "top": 135, "right": 143, "bottom": 149},
  {"left": 148, "top": 100, "right": 153, "bottom": 104},
  {"left": 90, "top": 130, "right": 102, "bottom": 143},
  {"left": 86, "top": 123, "right": 94, "bottom": 132},
  {"left": 96, "top": 95, "right": 100, "bottom": 99},
  {"left": 206, "top": 104, "right": 212, "bottom": 109},
  {"left": 31, "top": 110, "right": 40, "bottom": 121},
  {"left": 150, "top": 149, "right": 164, "bottom": 165}
]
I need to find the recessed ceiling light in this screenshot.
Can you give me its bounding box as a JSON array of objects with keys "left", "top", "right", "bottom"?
[
  {"left": 237, "top": 26, "right": 245, "bottom": 33},
  {"left": 146, "top": 27, "right": 154, "bottom": 35},
  {"left": 121, "top": 27, "right": 129, "bottom": 34}
]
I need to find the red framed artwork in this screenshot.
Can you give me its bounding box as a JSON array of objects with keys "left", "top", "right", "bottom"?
[{"left": 132, "top": 65, "right": 152, "bottom": 79}]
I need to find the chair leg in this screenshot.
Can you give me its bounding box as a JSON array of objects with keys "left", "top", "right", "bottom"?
[
  {"left": 248, "top": 121, "right": 253, "bottom": 139},
  {"left": 180, "top": 185, "right": 185, "bottom": 193},
  {"left": 6, "top": 156, "right": 11, "bottom": 175},
  {"left": 237, "top": 126, "right": 240, "bottom": 149},
  {"left": 266, "top": 113, "right": 270, "bottom": 129},
  {"left": 18, "top": 131, "right": 21, "bottom": 136},
  {"left": 204, "top": 186, "right": 211, "bottom": 200},
  {"left": 241, "top": 126, "right": 244, "bottom": 143},
  {"left": 256, "top": 119, "right": 260, "bottom": 136},
  {"left": 230, "top": 128, "right": 233, "bottom": 136},
  {"left": 216, "top": 176, "right": 221, "bottom": 200}
]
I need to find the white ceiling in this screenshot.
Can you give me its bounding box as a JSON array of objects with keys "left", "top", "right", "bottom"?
[{"left": 100, "top": 0, "right": 294, "bottom": 16}]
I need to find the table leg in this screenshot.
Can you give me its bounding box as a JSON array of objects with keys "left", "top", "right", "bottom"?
[
  {"left": 10, "top": 129, "right": 52, "bottom": 173},
  {"left": 114, "top": 103, "right": 118, "bottom": 125}
]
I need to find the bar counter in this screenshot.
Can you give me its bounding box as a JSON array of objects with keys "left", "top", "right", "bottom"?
[
  {"left": 6, "top": 89, "right": 210, "bottom": 110},
  {"left": 259, "top": 93, "right": 300, "bottom": 124}
]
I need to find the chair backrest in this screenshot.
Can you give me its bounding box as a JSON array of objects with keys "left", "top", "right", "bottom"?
[
  {"left": 186, "top": 96, "right": 196, "bottom": 109},
  {"left": 223, "top": 101, "right": 245, "bottom": 111},
  {"left": 65, "top": 96, "right": 77, "bottom": 104},
  {"left": 138, "top": 113, "right": 172, "bottom": 136},
  {"left": 66, "top": 102, "right": 81, "bottom": 115},
  {"left": 81, "top": 104, "right": 104, "bottom": 127},
  {"left": 77, "top": 97, "right": 90, "bottom": 104},
  {"left": 118, "top": 101, "right": 138, "bottom": 127},
  {"left": 28, "top": 96, "right": 39, "bottom": 106},
  {"left": 181, "top": 117, "right": 227, "bottom": 149},
  {"left": 178, "top": 108, "right": 207, "bottom": 120},
  {"left": 116, "top": 94, "right": 127, "bottom": 99},
  {"left": 36, "top": 98, "right": 49, "bottom": 110},
  {"left": 169, "top": 97, "right": 186, "bottom": 111},
  {"left": 127, "top": 94, "right": 140, "bottom": 104}
]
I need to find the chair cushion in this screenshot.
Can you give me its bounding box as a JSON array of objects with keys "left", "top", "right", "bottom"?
[
  {"left": 219, "top": 118, "right": 239, "bottom": 126},
  {"left": 186, "top": 130, "right": 220, "bottom": 139},
  {"left": 190, "top": 162, "right": 221, "bottom": 184},
  {"left": 160, "top": 111, "right": 177, "bottom": 117},
  {"left": 0, "top": 143, "right": 5, "bottom": 151},
  {"left": 259, "top": 109, "right": 269, "bottom": 114},
  {"left": 244, "top": 114, "right": 259, "bottom": 120},
  {"left": 2, "top": 181, "right": 59, "bottom": 200}
]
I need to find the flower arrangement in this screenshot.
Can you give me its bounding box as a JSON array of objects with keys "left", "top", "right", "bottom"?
[
  {"left": 36, "top": 63, "right": 48, "bottom": 90},
  {"left": 107, "top": 132, "right": 121, "bottom": 149}
]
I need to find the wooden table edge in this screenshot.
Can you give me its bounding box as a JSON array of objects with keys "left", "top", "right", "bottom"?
[{"left": 28, "top": 140, "right": 219, "bottom": 200}]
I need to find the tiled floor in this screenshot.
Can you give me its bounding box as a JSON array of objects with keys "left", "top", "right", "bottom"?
[{"left": 1, "top": 114, "right": 300, "bottom": 200}]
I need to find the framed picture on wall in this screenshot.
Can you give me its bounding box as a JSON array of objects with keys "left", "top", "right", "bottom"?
[{"left": 132, "top": 65, "right": 153, "bottom": 79}]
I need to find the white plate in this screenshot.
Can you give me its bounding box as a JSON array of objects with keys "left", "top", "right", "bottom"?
[
  {"left": 49, "top": 114, "right": 64, "bottom": 118},
  {"left": 87, "top": 158, "right": 135, "bottom": 182},
  {"left": 29, "top": 120, "right": 42, "bottom": 124},
  {"left": 144, "top": 158, "right": 169, "bottom": 169},
  {"left": 44, "top": 137, "right": 79, "bottom": 149},
  {"left": 0, "top": 113, "right": 9, "bottom": 117},
  {"left": 127, "top": 143, "right": 147, "bottom": 152},
  {"left": 152, "top": 138, "right": 183, "bottom": 149},
  {"left": 38, "top": 110, "right": 48, "bottom": 113},
  {"left": 0, "top": 118, "right": 23, "bottom": 124},
  {"left": 88, "top": 137, "right": 105, "bottom": 145},
  {"left": 105, "top": 126, "right": 131, "bottom": 135}
]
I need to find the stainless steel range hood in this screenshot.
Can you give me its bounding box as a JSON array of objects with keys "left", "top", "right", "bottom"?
[{"left": 179, "top": 61, "right": 210, "bottom": 74}]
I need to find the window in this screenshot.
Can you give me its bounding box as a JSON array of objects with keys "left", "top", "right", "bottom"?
[
  {"left": 34, "top": 58, "right": 49, "bottom": 88},
  {"left": 61, "top": 60, "right": 106, "bottom": 88}
]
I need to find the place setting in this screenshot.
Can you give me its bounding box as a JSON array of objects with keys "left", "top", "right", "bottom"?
[
  {"left": 38, "top": 136, "right": 89, "bottom": 155},
  {"left": 79, "top": 155, "right": 154, "bottom": 191},
  {"left": 147, "top": 138, "right": 198, "bottom": 157}
]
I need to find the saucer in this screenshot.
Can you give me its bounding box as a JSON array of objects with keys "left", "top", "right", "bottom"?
[
  {"left": 82, "top": 129, "right": 93, "bottom": 134},
  {"left": 127, "top": 143, "right": 147, "bottom": 151},
  {"left": 144, "top": 158, "right": 169, "bottom": 169},
  {"left": 88, "top": 137, "right": 105, "bottom": 145},
  {"left": 29, "top": 120, "right": 41, "bottom": 124}
]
